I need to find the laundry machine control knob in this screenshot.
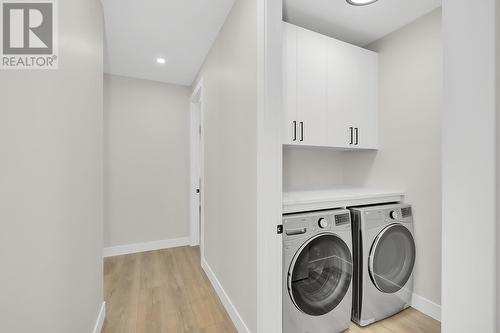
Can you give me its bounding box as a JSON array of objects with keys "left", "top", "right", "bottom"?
[
  {"left": 390, "top": 210, "right": 398, "bottom": 220},
  {"left": 318, "top": 218, "right": 328, "bottom": 229}
]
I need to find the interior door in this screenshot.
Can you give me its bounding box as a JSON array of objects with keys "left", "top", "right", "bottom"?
[
  {"left": 288, "top": 234, "right": 352, "bottom": 316},
  {"left": 190, "top": 98, "right": 202, "bottom": 246},
  {"left": 369, "top": 224, "right": 416, "bottom": 293},
  {"left": 296, "top": 27, "right": 328, "bottom": 146}
]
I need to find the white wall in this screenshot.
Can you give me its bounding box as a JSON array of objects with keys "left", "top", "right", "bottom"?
[
  {"left": 0, "top": 1, "right": 104, "bottom": 332},
  {"left": 497, "top": 0, "right": 500, "bottom": 328},
  {"left": 194, "top": 0, "right": 258, "bottom": 330},
  {"left": 283, "top": 148, "right": 344, "bottom": 191},
  {"left": 343, "top": 9, "right": 443, "bottom": 306},
  {"left": 442, "top": 1, "right": 496, "bottom": 332},
  {"left": 104, "top": 74, "right": 191, "bottom": 248}
]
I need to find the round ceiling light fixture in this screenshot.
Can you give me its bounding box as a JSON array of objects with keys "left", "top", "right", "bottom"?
[
  {"left": 346, "top": 0, "right": 379, "bottom": 6},
  {"left": 156, "top": 57, "right": 167, "bottom": 64}
]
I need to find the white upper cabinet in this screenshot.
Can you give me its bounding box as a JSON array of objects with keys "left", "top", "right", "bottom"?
[
  {"left": 283, "top": 22, "right": 378, "bottom": 150},
  {"left": 296, "top": 26, "right": 328, "bottom": 146}
]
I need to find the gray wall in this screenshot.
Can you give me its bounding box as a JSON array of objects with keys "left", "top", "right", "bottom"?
[
  {"left": 194, "top": 0, "right": 258, "bottom": 330},
  {"left": 104, "top": 75, "right": 191, "bottom": 247},
  {"left": 0, "top": 1, "right": 104, "bottom": 332}
]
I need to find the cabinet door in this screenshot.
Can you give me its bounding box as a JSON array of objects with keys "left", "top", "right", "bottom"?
[
  {"left": 327, "top": 38, "right": 355, "bottom": 148},
  {"left": 283, "top": 23, "right": 298, "bottom": 144},
  {"left": 327, "top": 39, "right": 378, "bottom": 149},
  {"left": 296, "top": 27, "right": 328, "bottom": 146},
  {"left": 353, "top": 50, "right": 378, "bottom": 149}
]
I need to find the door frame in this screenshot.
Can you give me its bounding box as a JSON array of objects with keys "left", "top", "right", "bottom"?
[
  {"left": 256, "top": 0, "right": 283, "bottom": 331},
  {"left": 189, "top": 79, "right": 204, "bottom": 257}
]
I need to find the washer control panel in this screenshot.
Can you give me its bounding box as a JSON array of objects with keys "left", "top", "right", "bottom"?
[
  {"left": 318, "top": 218, "right": 328, "bottom": 229},
  {"left": 334, "top": 213, "right": 351, "bottom": 226},
  {"left": 283, "top": 209, "right": 352, "bottom": 238}
]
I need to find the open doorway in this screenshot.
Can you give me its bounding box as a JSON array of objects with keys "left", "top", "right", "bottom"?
[{"left": 189, "top": 80, "right": 204, "bottom": 256}]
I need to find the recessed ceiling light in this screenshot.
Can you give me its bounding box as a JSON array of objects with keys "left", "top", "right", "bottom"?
[
  {"left": 347, "top": 0, "right": 379, "bottom": 6},
  {"left": 156, "top": 57, "right": 167, "bottom": 64}
]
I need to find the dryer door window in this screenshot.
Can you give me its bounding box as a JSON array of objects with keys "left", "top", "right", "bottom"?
[
  {"left": 288, "top": 234, "right": 353, "bottom": 316},
  {"left": 369, "top": 224, "right": 416, "bottom": 294}
]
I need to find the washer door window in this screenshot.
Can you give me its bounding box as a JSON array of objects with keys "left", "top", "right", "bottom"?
[
  {"left": 369, "top": 224, "right": 416, "bottom": 294},
  {"left": 288, "top": 234, "right": 353, "bottom": 316}
]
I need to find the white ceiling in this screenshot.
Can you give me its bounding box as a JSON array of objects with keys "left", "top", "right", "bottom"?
[
  {"left": 284, "top": 0, "right": 442, "bottom": 46},
  {"left": 102, "top": 0, "right": 441, "bottom": 86},
  {"left": 101, "top": 0, "right": 235, "bottom": 86}
]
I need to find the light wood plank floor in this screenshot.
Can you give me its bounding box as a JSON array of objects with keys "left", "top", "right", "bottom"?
[
  {"left": 347, "top": 307, "right": 440, "bottom": 333},
  {"left": 102, "top": 246, "right": 236, "bottom": 333},
  {"left": 102, "top": 246, "right": 440, "bottom": 333}
]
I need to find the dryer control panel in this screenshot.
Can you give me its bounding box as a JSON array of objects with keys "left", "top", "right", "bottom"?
[
  {"left": 282, "top": 209, "right": 351, "bottom": 239},
  {"left": 356, "top": 204, "right": 413, "bottom": 230}
]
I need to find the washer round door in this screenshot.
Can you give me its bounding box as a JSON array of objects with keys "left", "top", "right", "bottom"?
[
  {"left": 369, "top": 224, "right": 416, "bottom": 294},
  {"left": 288, "top": 233, "right": 353, "bottom": 316}
]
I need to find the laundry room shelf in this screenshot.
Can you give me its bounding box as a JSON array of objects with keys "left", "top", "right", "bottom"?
[{"left": 283, "top": 187, "right": 404, "bottom": 214}]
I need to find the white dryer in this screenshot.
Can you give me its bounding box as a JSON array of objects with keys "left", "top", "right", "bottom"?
[
  {"left": 283, "top": 209, "right": 353, "bottom": 333},
  {"left": 350, "top": 204, "right": 416, "bottom": 326}
]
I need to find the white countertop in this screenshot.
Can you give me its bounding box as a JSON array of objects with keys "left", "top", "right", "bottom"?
[{"left": 283, "top": 187, "right": 404, "bottom": 214}]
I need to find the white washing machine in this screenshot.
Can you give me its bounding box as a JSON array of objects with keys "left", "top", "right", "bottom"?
[
  {"left": 283, "top": 209, "right": 353, "bottom": 333},
  {"left": 350, "top": 203, "right": 416, "bottom": 326}
]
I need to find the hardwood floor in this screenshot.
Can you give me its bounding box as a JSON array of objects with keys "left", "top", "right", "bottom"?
[
  {"left": 102, "top": 246, "right": 236, "bottom": 333},
  {"left": 103, "top": 246, "right": 440, "bottom": 333},
  {"left": 347, "top": 307, "right": 440, "bottom": 332}
]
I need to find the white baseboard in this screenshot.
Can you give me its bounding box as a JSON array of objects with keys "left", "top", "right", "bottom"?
[
  {"left": 103, "top": 237, "right": 190, "bottom": 257},
  {"left": 201, "top": 258, "right": 250, "bottom": 333},
  {"left": 92, "top": 302, "right": 106, "bottom": 333},
  {"left": 412, "top": 293, "right": 441, "bottom": 322}
]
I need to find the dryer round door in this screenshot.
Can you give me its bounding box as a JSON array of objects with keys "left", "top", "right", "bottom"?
[
  {"left": 288, "top": 233, "right": 353, "bottom": 316},
  {"left": 369, "top": 224, "right": 416, "bottom": 294}
]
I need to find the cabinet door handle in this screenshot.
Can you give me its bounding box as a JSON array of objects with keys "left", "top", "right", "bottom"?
[
  {"left": 300, "top": 122, "right": 304, "bottom": 142},
  {"left": 355, "top": 127, "right": 359, "bottom": 145},
  {"left": 293, "top": 121, "right": 297, "bottom": 141},
  {"left": 349, "top": 127, "right": 353, "bottom": 145}
]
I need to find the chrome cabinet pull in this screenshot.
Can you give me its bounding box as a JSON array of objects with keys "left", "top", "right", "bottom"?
[
  {"left": 349, "top": 127, "right": 353, "bottom": 145},
  {"left": 355, "top": 127, "right": 359, "bottom": 145},
  {"left": 293, "top": 121, "right": 297, "bottom": 141},
  {"left": 300, "top": 122, "right": 304, "bottom": 142}
]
